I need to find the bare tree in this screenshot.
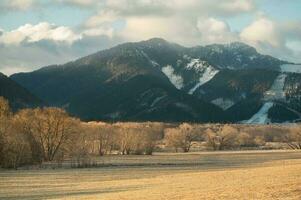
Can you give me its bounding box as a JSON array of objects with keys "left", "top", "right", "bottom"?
[
  {"left": 12, "top": 109, "right": 43, "bottom": 164},
  {"left": 116, "top": 123, "right": 137, "bottom": 155},
  {"left": 0, "top": 99, "right": 34, "bottom": 168},
  {"left": 165, "top": 128, "right": 182, "bottom": 152},
  {"left": 0, "top": 97, "right": 11, "bottom": 167},
  {"left": 204, "top": 128, "right": 219, "bottom": 151},
  {"left": 83, "top": 122, "right": 116, "bottom": 156},
  {"left": 140, "top": 123, "right": 162, "bottom": 155},
  {"left": 165, "top": 123, "right": 195, "bottom": 152},
  {"left": 30, "top": 108, "right": 80, "bottom": 161},
  {"left": 0, "top": 97, "right": 11, "bottom": 141},
  {"left": 114, "top": 122, "right": 162, "bottom": 155},
  {"left": 1, "top": 127, "right": 32, "bottom": 169},
  {"left": 237, "top": 132, "right": 253, "bottom": 147},
  {"left": 205, "top": 125, "right": 238, "bottom": 150},
  {"left": 284, "top": 126, "right": 301, "bottom": 149}
]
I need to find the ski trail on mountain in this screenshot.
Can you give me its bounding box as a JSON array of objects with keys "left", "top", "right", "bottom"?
[
  {"left": 245, "top": 64, "right": 301, "bottom": 124},
  {"left": 245, "top": 71, "right": 287, "bottom": 124},
  {"left": 264, "top": 74, "right": 287, "bottom": 101},
  {"left": 245, "top": 102, "right": 274, "bottom": 124},
  {"left": 188, "top": 66, "right": 219, "bottom": 94},
  {"left": 185, "top": 59, "right": 219, "bottom": 95}
]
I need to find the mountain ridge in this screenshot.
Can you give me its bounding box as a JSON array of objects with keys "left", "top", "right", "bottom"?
[
  {"left": 0, "top": 72, "right": 43, "bottom": 110},
  {"left": 9, "top": 38, "right": 300, "bottom": 123}
]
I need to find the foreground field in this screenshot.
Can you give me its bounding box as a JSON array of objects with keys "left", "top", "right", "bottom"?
[{"left": 1, "top": 151, "right": 301, "bottom": 200}]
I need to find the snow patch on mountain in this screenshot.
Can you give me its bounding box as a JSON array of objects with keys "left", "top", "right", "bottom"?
[
  {"left": 244, "top": 72, "right": 288, "bottom": 124},
  {"left": 151, "top": 95, "right": 167, "bottom": 107},
  {"left": 211, "top": 98, "right": 235, "bottom": 110},
  {"left": 281, "top": 64, "right": 301, "bottom": 73},
  {"left": 162, "top": 65, "right": 184, "bottom": 89},
  {"left": 244, "top": 102, "right": 274, "bottom": 124},
  {"left": 186, "top": 59, "right": 219, "bottom": 94},
  {"left": 140, "top": 50, "right": 160, "bottom": 67},
  {"left": 249, "top": 55, "right": 257, "bottom": 61},
  {"left": 186, "top": 59, "right": 209, "bottom": 71},
  {"left": 264, "top": 74, "right": 287, "bottom": 101},
  {"left": 188, "top": 67, "right": 219, "bottom": 94}
]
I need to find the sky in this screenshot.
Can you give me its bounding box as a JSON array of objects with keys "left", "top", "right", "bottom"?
[{"left": 0, "top": 0, "right": 301, "bottom": 75}]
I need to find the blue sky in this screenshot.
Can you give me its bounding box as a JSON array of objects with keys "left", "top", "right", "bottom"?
[{"left": 0, "top": 0, "right": 301, "bottom": 75}]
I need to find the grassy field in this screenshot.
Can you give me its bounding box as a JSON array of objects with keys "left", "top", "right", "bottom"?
[{"left": 1, "top": 150, "right": 301, "bottom": 200}]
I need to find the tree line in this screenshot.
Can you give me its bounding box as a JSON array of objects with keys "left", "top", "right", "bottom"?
[{"left": 1, "top": 97, "right": 301, "bottom": 168}]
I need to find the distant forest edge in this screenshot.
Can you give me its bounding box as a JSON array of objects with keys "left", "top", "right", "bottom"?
[{"left": 0, "top": 97, "right": 300, "bottom": 169}]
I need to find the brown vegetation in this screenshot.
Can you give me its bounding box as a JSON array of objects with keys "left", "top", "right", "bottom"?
[{"left": 1, "top": 96, "right": 301, "bottom": 169}]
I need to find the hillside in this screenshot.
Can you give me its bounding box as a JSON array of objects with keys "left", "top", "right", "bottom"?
[
  {"left": 10, "top": 38, "right": 300, "bottom": 123},
  {"left": 0, "top": 73, "right": 42, "bottom": 110}
]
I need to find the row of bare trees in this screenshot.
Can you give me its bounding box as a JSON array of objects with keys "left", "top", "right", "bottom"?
[
  {"left": 164, "top": 123, "right": 301, "bottom": 152},
  {"left": 79, "top": 122, "right": 164, "bottom": 156},
  {"left": 1, "top": 96, "right": 301, "bottom": 168},
  {"left": 0, "top": 97, "right": 166, "bottom": 168}
]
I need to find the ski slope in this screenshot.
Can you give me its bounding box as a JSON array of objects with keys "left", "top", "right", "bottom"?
[
  {"left": 264, "top": 74, "right": 287, "bottom": 101},
  {"left": 244, "top": 102, "right": 274, "bottom": 124}
]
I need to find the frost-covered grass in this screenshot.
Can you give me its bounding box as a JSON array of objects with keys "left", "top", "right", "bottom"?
[{"left": 1, "top": 151, "right": 301, "bottom": 200}]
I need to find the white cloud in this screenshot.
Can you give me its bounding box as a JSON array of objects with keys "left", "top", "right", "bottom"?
[
  {"left": 119, "top": 16, "right": 191, "bottom": 43},
  {"left": 0, "top": 0, "right": 34, "bottom": 10},
  {"left": 118, "top": 16, "right": 238, "bottom": 47},
  {"left": 55, "top": 0, "right": 100, "bottom": 7},
  {"left": 0, "top": 22, "right": 81, "bottom": 45},
  {"left": 0, "top": 22, "right": 120, "bottom": 75},
  {"left": 104, "top": 0, "right": 255, "bottom": 17},
  {"left": 240, "top": 17, "right": 301, "bottom": 63},
  {"left": 2, "top": 0, "right": 301, "bottom": 75},
  {"left": 218, "top": 0, "right": 255, "bottom": 14},
  {"left": 84, "top": 0, "right": 253, "bottom": 46},
  {"left": 84, "top": 10, "right": 119, "bottom": 28},
  {"left": 0, "top": 34, "right": 119, "bottom": 75},
  {"left": 82, "top": 27, "right": 114, "bottom": 38},
  {"left": 240, "top": 18, "right": 282, "bottom": 48},
  {"left": 197, "top": 18, "right": 237, "bottom": 44}
]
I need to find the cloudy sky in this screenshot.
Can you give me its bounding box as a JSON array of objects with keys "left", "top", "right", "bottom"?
[{"left": 0, "top": 0, "right": 301, "bottom": 75}]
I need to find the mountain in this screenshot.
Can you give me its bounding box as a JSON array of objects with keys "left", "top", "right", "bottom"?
[
  {"left": 10, "top": 38, "right": 301, "bottom": 123},
  {"left": 0, "top": 72, "right": 42, "bottom": 110}
]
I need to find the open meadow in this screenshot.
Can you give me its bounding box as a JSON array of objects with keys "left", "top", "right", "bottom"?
[{"left": 1, "top": 150, "right": 301, "bottom": 200}]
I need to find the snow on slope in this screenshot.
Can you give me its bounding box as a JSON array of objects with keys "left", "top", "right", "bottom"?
[
  {"left": 211, "top": 98, "right": 235, "bottom": 110},
  {"left": 245, "top": 71, "right": 288, "bottom": 124},
  {"left": 244, "top": 102, "right": 274, "bottom": 124},
  {"left": 140, "top": 50, "right": 160, "bottom": 67},
  {"left": 151, "top": 95, "right": 167, "bottom": 107},
  {"left": 186, "top": 59, "right": 219, "bottom": 94},
  {"left": 162, "top": 65, "right": 184, "bottom": 89},
  {"left": 281, "top": 64, "right": 301, "bottom": 73},
  {"left": 264, "top": 74, "right": 287, "bottom": 101}
]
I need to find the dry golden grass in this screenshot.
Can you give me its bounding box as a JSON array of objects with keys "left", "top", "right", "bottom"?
[{"left": 0, "top": 151, "right": 301, "bottom": 200}]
